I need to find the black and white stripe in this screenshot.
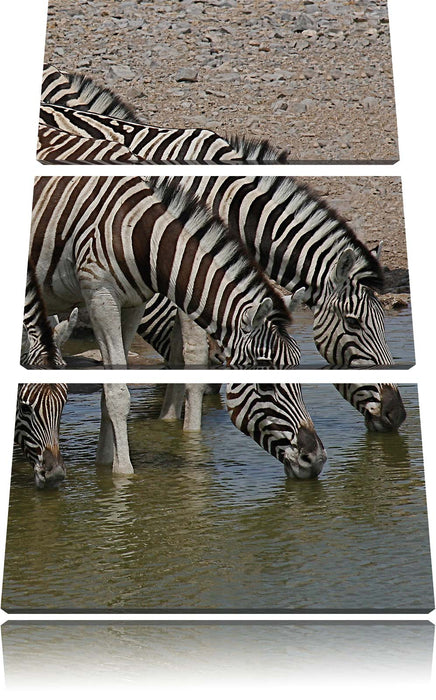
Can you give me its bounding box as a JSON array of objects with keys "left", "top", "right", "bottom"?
[
  {"left": 22, "top": 260, "right": 65, "bottom": 368},
  {"left": 226, "top": 384, "right": 327, "bottom": 479},
  {"left": 30, "top": 176, "right": 299, "bottom": 370},
  {"left": 39, "top": 65, "right": 287, "bottom": 164},
  {"left": 15, "top": 383, "right": 68, "bottom": 488},
  {"left": 150, "top": 175, "right": 394, "bottom": 368}
]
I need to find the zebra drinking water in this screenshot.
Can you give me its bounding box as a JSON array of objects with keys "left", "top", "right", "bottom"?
[
  {"left": 150, "top": 175, "right": 395, "bottom": 369},
  {"left": 226, "top": 384, "right": 326, "bottom": 480},
  {"left": 29, "top": 176, "right": 301, "bottom": 473},
  {"left": 15, "top": 383, "right": 68, "bottom": 489}
]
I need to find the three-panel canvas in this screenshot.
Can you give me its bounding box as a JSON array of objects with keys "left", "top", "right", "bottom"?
[{"left": 3, "top": 0, "right": 434, "bottom": 689}]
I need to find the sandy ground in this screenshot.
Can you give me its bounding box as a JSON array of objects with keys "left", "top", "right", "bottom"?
[{"left": 44, "top": 0, "right": 398, "bottom": 162}]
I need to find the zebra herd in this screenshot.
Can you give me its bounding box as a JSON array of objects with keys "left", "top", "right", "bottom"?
[{"left": 15, "top": 63, "right": 407, "bottom": 488}]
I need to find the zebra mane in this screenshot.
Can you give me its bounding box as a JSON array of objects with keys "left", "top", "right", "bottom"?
[
  {"left": 268, "top": 177, "right": 385, "bottom": 291},
  {"left": 147, "top": 177, "right": 293, "bottom": 326},
  {"left": 227, "top": 134, "right": 289, "bottom": 164},
  {"left": 24, "top": 260, "right": 60, "bottom": 367},
  {"left": 43, "top": 64, "right": 138, "bottom": 121}
]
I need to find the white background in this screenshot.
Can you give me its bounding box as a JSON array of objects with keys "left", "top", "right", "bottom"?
[{"left": 0, "top": 0, "right": 435, "bottom": 697}]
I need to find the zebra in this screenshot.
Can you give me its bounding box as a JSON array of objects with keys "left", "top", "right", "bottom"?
[
  {"left": 334, "top": 384, "right": 406, "bottom": 432},
  {"left": 39, "top": 65, "right": 288, "bottom": 164},
  {"left": 29, "top": 176, "right": 301, "bottom": 473},
  {"left": 226, "top": 384, "right": 326, "bottom": 479},
  {"left": 37, "top": 123, "right": 146, "bottom": 164},
  {"left": 22, "top": 260, "right": 66, "bottom": 368},
  {"left": 15, "top": 383, "right": 68, "bottom": 489},
  {"left": 41, "top": 63, "right": 137, "bottom": 120},
  {"left": 149, "top": 176, "right": 396, "bottom": 369},
  {"left": 39, "top": 102, "right": 288, "bottom": 164},
  {"left": 18, "top": 268, "right": 72, "bottom": 487},
  {"left": 135, "top": 292, "right": 406, "bottom": 433}
]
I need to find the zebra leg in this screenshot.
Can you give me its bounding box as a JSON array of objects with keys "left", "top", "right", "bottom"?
[
  {"left": 179, "top": 312, "right": 209, "bottom": 431},
  {"left": 82, "top": 286, "right": 128, "bottom": 368},
  {"left": 160, "top": 311, "right": 186, "bottom": 420},
  {"left": 96, "top": 384, "right": 134, "bottom": 474},
  {"left": 121, "top": 304, "right": 147, "bottom": 362}
]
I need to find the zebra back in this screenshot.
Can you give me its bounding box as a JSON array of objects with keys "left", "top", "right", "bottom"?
[
  {"left": 37, "top": 122, "right": 145, "bottom": 164},
  {"left": 42, "top": 64, "right": 137, "bottom": 120}
]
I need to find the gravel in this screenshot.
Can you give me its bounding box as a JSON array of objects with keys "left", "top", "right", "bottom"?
[{"left": 44, "top": 0, "right": 399, "bottom": 162}]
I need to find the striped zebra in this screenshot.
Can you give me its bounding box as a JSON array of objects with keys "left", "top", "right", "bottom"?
[
  {"left": 22, "top": 260, "right": 66, "bottom": 368},
  {"left": 18, "top": 268, "right": 69, "bottom": 487},
  {"left": 226, "top": 384, "right": 326, "bottom": 479},
  {"left": 37, "top": 123, "right": 146, "bottom": 164},
  {"left": 29, "top": 176, "right": 300, "bottom": 473},
  {"left": 39, "top": 65, "right": 287, "bottom": 164},
  {"left": 15, "top": 384, "right": 68, "bottom": 488},
  {"left": 136, "top": 293, "right": 406, "bottom": 433},
  {"left": 150, "top": 175, "right": 395, "bottom": 369},
  {"left": 334, "top": 384, "right": 406, "bottom": 432}
]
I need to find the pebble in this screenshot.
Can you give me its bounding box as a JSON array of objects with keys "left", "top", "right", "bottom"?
[
  {"left": 295, "top": 13, "right": 316, "bottom": 32},
  {"left": 108, "top": 64, "right": 136, "bottom": 80},
  {"left": 361, "top": 96, "right": 378, "bottom": 110},
  {"left": 175, "top": 68, "right": 199, "bottom": 82}
]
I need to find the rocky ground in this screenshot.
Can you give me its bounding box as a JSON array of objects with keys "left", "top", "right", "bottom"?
[{"left": 44, "top": 0, "right": 398, "bottom": 162}]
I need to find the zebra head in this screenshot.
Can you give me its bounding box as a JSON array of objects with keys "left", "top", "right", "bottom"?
[
  {"left": 226, "top": 384, "right": 327, "bottom": 479},
  {"left": 15, "top": 384, "right": 68, "bottom": 488},
  {"left": 311, "top": 247, "right": 393, "bottom": 367},
  {"left": 226, "top": 297, "right": 301, "bottom": 368},
  {"left": 334, "top": 384, "right": 406, "bottom": 432}
]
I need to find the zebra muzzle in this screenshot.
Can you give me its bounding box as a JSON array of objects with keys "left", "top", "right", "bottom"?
[
  {"left": 34, "top": 448, "right": 66, "bottom": 488},
  {"left": 365, "top": 385, "right": 407, "bottom": 432},
  {"left": 283, "top": 426, "right": 327, "bottom": 480}
]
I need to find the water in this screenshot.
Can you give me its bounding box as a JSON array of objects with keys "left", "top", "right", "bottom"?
[
  {"left": 60, "top": 307, "right": 415, "bottom": 368},
  {"left": 3, "top": 383, "right": 432, "bottom": 612}
]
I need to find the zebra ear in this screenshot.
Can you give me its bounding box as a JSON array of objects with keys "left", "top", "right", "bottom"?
[
  {"left": 371, "top": 241, "right": 383, "bottom": 260},
  {"left": 284, "top": 288, "right": 307, "bottom": 311},
  {"left": 53, "top": 307, "right": 79, "bottom": 350},
  {"left": 244, "top": 297, "right": 274, "bottom": 330},
  {"left": 333, "top": 248, "right": 356, "bottom": 286}
]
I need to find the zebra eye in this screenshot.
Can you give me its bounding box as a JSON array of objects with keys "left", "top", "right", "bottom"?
[
  {"left": 344, "top": 316, "right": 361, "bottom": 330},
  {"left": 19, "top": 403, "right": 33, "bottom": 416},
  {"left": 256, "top": 384, "right": 275, "bottom": 397}
]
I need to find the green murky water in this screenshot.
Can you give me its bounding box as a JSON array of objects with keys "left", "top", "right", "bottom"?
[{"left": 3, "top": 383, "right": 432, "bottom": 612}]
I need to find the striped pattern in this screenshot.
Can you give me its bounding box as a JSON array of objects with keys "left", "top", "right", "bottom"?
[
  {"left": 41, "top": 64, "right": 137, "bottom": 119},
  {"left": 15, "top": 383, "right": 68, "bottom": 488},
  {"left": 334, "top": 383, "right": 406, "bottom": 432},
  {"left": 151, "top": 175, "right": 393, "bottom": 368},
  {"left": 137, "top": 296, "right": 406, "bottom": 433},
  {"left": 39, "top": 65, "right": 287, "bottom": 164},
  {"left": 30, "top": 176, "right": 299, "bottom": 369},
  {"left": 37, "top": 123, "right": 145, "bottom": 164},
  {"left": 22, "top": 261, "right": 65, "bottom": 368},
  {"left": 226, "top": 383, "right": 327, "bottom": 479}
]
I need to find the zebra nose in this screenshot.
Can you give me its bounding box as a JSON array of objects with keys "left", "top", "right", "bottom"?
[
  {"left": 36, "top": 448, "right": 66, "bottom": 487},
  {"left": 379, "top": 385, "right": 407, "bottom": 431},
  {"left": 297, "top": 427, "right": 327, "bottom": 476},
  {"left": 284, "top": 427, "right": 327, "bottom": 479}
]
